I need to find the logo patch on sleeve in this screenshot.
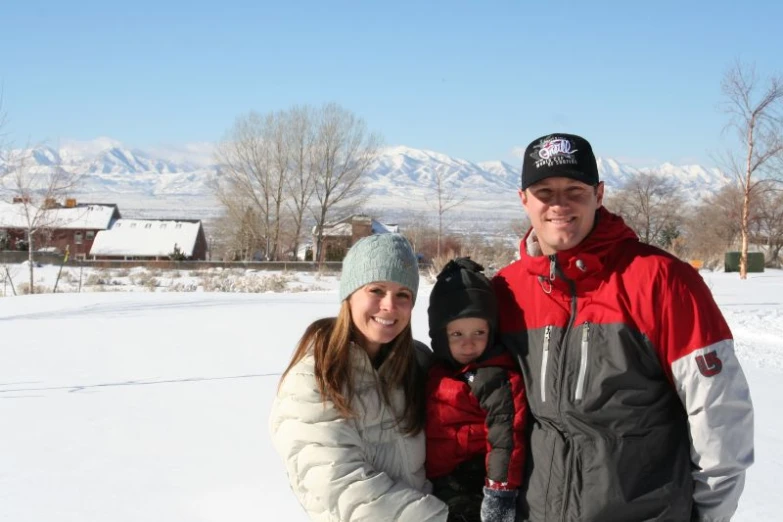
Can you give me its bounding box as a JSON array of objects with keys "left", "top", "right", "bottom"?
[{"left": 695, "top": 351, "right": 723, "bottom": 377}]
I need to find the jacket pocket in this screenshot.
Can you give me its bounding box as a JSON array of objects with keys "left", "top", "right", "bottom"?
[
  {"left": 540, "top": 325, "right": 552, "bottom": 403},
  {"left": 574, "top": 322, "right": 590, "bottom": 402}
]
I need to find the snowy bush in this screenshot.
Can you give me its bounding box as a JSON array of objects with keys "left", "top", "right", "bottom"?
[
  {"left": 131, "top": 270, "right": 159, "bottom": 288},
  {"left": 85, "top": 273, "right": 107, "bottom": 286},
  {"left": 199, "top": 272, "right": 293, "bottom": 293},
  {"left": 18, "top": 283, "right": 54, "bottom": 295},
  {"left": 168, "top": 281, "right": 199, "bottom": 292}
]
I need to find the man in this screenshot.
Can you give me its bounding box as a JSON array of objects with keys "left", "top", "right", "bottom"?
[{"left": 492, "top": 133, "right": 754, "bottom": 522}]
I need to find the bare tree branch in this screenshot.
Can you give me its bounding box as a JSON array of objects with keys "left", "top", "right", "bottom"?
[
  {"left": 425, "top": 170, "right": 466, "bottom": 258},
  {"left": 604, "top": 170, "right": 684, "bottom": 249},
  {"left": 720, "top": 60, "right": 783, "bottom": 278},
  {"left": 310, "top": 103, "right": 381, "bottom": 263},
  {"left": 284, "top": 105, "right": 317, "bottom": 260},
  {"left": 1, "top": 144, "right": 83, "bottom": 293}
]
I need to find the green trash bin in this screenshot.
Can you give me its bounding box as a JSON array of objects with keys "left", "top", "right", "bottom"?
[{"left": 724, "top": 252, "right": 765, "bottom": 272}]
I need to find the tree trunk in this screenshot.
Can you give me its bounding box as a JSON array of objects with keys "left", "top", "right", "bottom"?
[
  {"left": 28, "top": 234, "right": 34, "bottom": 294},
  {"left": 437, "top": 211, "right": 442, "bottom": 260},
  {"left": 740, "top": 190, "right": 750, "bottom": 279},
  {"left": 769, "top": 243, "right": 783, "bottom": 268},
  {"left": 315, "top": 206, "right": 328, "bottom": 265},
  {"left": 740, "top": 121, "right": 755, "bottom": 280}
]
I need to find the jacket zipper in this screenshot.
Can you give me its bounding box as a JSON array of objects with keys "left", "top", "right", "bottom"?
[
  {"left": 551, "top": 256, "right": 578, "bottom": 522},
  {"left": 574, "top": 322, "right": 590, "bottom": 401},
  {"left": 540, "top": 325, "right": 552, "bottom": 403}
]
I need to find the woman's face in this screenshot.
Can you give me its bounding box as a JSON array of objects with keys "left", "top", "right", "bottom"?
[{"left": 348, "top": 281, "right": 414, "bottom": 359}]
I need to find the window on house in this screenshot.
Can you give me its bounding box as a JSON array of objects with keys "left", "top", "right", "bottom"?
[
  {"left": 86, "top": 231, "right": 95, "bottom": 240},
  {"left": 75, "top": 232, "right": 83, "bottom": 245},
  {"left": 145, "top": 223, "right": 152, "bottom": 229},
  {"left": 175, "top": 223, "right": 182, "bottom": 229},
  {"left": 130, "top": 223, "right": 137, "bottom": 228}
]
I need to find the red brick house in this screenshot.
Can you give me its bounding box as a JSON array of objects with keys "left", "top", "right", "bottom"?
[
  {"left": 312, "top": 214, "right": 399, "bottom": 262},
  {"left": 0, "top": 199, "right": 120, "bottom": 259}
]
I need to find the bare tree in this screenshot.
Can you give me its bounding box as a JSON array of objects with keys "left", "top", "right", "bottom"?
[
  {"left": 604, "top": 171, "right": 686, "bottom": 249},
  {"left": 755, "top": 184, "right": 783, "bottom": 266},
  {"left": 214, "top": 112, "right": 290, "bottom": 260},
  {"left": 426, "top": 170, "right": 466, "bottom": 259},
  {"left": 1, "top": 148, "right": 81, "bottom": 293},
  {"left": 310, "top": 103, "right": 381, "bottom": 263},
  {"left": 682, "top": 184, "right": 747, "bottom": 268},
  {"left": 399, "top": 210, "right": 433, "bottom": 258},
  {"left": 210, "top": 177, "right": 265, "bottom": 261},
  {"left": 721, "top": 61, "right": 783, "bottom": 278},
  {"left": 284, "top": 106, "right": 317, "bottom": 260},
  {"left": 266, "top": 111, "right": 290, "bottom": 260},
  {"left": 458, "top": 232, "right": 518, "bottom": 275}
]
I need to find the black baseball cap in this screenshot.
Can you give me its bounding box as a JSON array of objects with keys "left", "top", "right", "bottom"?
[{"left": 521, "top": 133, "right": 599, "bottom": 190}]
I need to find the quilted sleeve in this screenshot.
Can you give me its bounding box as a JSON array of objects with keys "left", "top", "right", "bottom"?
[{"left": 269, "top": 362, "right": 448, "bottom": 521}]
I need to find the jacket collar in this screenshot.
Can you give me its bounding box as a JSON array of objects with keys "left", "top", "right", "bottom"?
[{"left": 519, "top": 207, "right": 638, "bottom": 283}]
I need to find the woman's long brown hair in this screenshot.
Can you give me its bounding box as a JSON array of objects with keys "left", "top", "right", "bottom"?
[{"left": 279, "top": 300, "right": 425, "bottom": 435}]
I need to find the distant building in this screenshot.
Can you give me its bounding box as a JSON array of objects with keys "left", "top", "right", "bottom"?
[
  {"left": 312, "top": 214, "right": 399, "bottom": 261},
  {"left": 90, "top": 219, "right": 208, "bottom": 261},
  {"left": 0, "top": 199, "right": 120, "bottom": 259}
]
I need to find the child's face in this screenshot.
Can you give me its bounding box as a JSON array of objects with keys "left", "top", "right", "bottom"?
[{"left": 446, "top": 317, "right": 490, "bottom": 365}]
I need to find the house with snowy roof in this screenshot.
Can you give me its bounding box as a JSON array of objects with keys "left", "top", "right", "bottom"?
[
  {"left": 90, "top": 219, "right": 208, "bottom": 261},
  {"left": 0, "top": 198, "right": 120, "bottom": 259},
  {"left": 310, "top": 214, "right": 399, "bottom": 261}
]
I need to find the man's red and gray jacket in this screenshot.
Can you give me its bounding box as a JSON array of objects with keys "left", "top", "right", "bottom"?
[{"left": 492, "top": 207, "right": 754, "bottom": 522}]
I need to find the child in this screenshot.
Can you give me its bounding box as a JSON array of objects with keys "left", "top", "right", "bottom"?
[{"left": 425, "top": 257, "right": 526, "bottom": 522}]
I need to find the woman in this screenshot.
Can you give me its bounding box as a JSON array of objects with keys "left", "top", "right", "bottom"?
[{"left": 269, "top": 233, "right": 448, "bottom": 522}]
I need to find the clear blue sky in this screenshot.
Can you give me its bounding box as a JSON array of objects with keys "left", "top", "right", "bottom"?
[{"left": 1, "top": 0, "right": 780, "bottom": 167}]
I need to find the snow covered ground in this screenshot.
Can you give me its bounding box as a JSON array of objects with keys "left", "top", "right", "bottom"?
[{"left": 0, "top": 267, "right": 780, "bottom": 521}]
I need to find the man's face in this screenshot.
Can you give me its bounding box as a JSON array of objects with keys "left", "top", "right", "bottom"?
[{"left": 519, "top": 177, "right": 604, "bottom": 255}]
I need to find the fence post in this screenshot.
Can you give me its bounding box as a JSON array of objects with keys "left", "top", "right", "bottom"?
[
  {"left": 53, "top": 245, "right": 70, "bottom": 293},
  {"left": 5, "top": 266, "right": 17, "bottom": 296}
]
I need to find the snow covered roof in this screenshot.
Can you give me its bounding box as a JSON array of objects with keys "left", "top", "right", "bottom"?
[
  {"left": 318, "top": 214, "right": 399, "bottom": 236},
  {"left": 0, "top": 201, "right": 29, "bottom": 228},
  {"left": 47, "top": 205, "right": 118, "bottom": 229},
  {"left": 0, "top": 202, "right": 117, "bottom": 230},
  {"left": 322, "top": 222, "right": 353, "bottom": 236},
  {"left": 372, "top": 221, "right": 398, "bottom": 234},
  {"left": 90, "top": 219, "right": 202, "bottom": 258}
]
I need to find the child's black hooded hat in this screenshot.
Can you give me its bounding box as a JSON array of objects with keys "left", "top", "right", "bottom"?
[{"left": 427, "top": 257, "right": 498, "bottom": 366}]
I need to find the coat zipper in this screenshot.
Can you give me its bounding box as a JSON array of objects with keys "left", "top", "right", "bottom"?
[
  {"left": 574, "top": 322, "right": 590, "bottom": 401},
  {"left": 551, "top": 256, "right": 578, "bottom": 522},
  {"left": 540, "top": 325, "right": 552, "bottom": 403}
]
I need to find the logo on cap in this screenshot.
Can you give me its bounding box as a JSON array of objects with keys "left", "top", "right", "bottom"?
[{"left": 531, "top": 137, "right": 579, "bottom": 169}]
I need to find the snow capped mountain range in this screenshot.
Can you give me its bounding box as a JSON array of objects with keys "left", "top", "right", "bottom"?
[{"left": 0, "top": 138, "right": 732, "bottom": 222}]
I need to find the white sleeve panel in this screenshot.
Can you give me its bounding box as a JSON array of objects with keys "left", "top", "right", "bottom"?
[{"left": 670, "top": 339, "right": 754, "bottom": 522}]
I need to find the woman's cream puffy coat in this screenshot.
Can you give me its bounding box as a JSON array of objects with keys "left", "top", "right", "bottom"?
[{"left": 269, "top": 345, "right": 448, "bottom": 521}]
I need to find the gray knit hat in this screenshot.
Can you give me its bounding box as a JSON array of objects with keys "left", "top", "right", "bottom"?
[{"left": 339, "top": 234, "right": 420, "bottom": 303}]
